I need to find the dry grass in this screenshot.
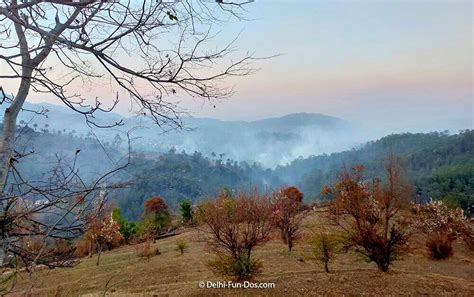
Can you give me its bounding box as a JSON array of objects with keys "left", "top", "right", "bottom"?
[{"left": 5, "top": 210, "right": 474, "bottom": 296}]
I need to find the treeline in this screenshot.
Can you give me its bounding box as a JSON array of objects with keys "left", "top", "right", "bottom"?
[
  {"left": 7, "top": 123, "right": 473, "bottom": 217},
  {"left": 115, "top": 150, "right": 281, "bottom": 220},
  {"left": 3, "top": 123, "right": 124, "bottom": 184},
  {"left": 275, "top": 130, "right": 474, "bottom": 213}
]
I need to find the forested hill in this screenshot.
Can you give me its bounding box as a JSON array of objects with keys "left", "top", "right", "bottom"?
[
  {"left": 274, "top": 130, "right": 473, "bottom": 212},
  {"left": 2, "top": 102, "right": 352, "bottom": 168},
  {"left": 116, "top": 130, "right": 473, "bottom": 219},
  {"left": 115, "top": 151, "right": 281, "bottom": 220},
  {"left": 3, "top": 123, "right": 473, "bottom": 219}
]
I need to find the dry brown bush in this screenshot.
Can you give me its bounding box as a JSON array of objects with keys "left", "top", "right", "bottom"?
[
  {"left": 425, "top": 232, "right": 454, "bottom": 259},
  {"left": 197, "top": 188, "right": 274, "bottom": 280},
  {"left": 135, "top": 241, "right": 159, "bottom": 261}
]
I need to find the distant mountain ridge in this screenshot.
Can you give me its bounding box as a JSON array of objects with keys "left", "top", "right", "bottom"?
[{"left": 2, "top": 101, "right": 354, "bottom": 167}]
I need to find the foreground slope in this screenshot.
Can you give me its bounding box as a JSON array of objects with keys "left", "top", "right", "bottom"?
[{"left": 8, "top": 211, "right": 474, "bottom": 296}]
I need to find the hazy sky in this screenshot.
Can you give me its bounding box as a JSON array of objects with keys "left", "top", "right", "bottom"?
[{"left": 15, "top": 0, "right": 474, "bottom": 132}]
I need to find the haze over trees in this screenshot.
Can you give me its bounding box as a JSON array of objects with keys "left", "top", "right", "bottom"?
[
  {"left": 3, "top": 125, "right": 472, "bottom": 221},
  {"left": 0, "top": 0, "right": 471, "bottom": 295},
  {"left": 0, "top": 0, "right": 254, "bottom": 290}
]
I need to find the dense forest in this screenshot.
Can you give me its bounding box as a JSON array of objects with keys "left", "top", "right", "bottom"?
[
  {"left": 6, "top": 123, "right": 473, "bottom": 219},
  {"left": 114, "top": 150, "right": 281, "bottom": 220},
  {"left": 116, "top": 130, "right": 473, "bottom": 219},
  {"left": 276, "top": 130, "right": 473, "bottom": 213}
]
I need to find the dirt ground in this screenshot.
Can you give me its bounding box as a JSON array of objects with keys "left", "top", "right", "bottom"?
[{"left": 4, "top": 211, "right": 474, "bottom": 296}]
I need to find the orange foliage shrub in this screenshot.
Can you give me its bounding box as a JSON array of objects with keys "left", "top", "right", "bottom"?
[
  {"left": 282, "top": 186, "right": 304, "bottom": 203},
  {"left": 273, "top": 188, "right": 308, "bottom": 251},
  {"left": 74, "top": 238, "right": 93, "bottom": 258},
  {"left": 425, "top": 232, "right": 453, "bottom": 259},
  {"left": 144, "top": 197, "right": 168, "bottom": 216},
  {"left": 324, "top": 157, "right": 412, "bottom": 272},
  {"left": 83, "top": 213, "right": 122, "bottom": 265}
]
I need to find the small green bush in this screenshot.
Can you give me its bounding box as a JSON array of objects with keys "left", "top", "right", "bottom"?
[
  {"left": 310, "top": 232, "right": 340, "bottom": 273},
  {"left": 207, "top": 250, "right": 262, "bottom": 280},
  {"left": 175, "top": 239, "right": 188, "bottom": 255}
]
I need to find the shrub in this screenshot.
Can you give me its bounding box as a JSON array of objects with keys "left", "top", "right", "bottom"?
[
  {"left": 84, "top": 214, "right": 122, "bottom": 266},
  {"left": 324, "top": 156, "right": 412, "bottom": 272},
  {"left": 311, "top": 232, "right": 340, "bottom": 273},
  {"left": 175, "top": 239, "right": 188, "bottom": 255},
  {"left": 426, "top": 232, "right": 453, "bottom": 259},
  {"left": 197, "top": 188, "right": 274, "bottom": 280},
  {"left": 144, "top": 197, "right": 168, "bottom": 216},
  {"left": 136, "top": 241, "right": 155, "bottom": 260},
  {"left": 282, "top": 186, "right": 304, "bottom": 203},
  {"left": 207, "top": 251, "right": 263, "bottom": 280},
  {"left": 74, "top": 238, "right": 92, "bottom": 258},
  {"left": 112, "top": 208, "right": 138, "bottom": 244},
  {"left": 42, "top": 240, "right": 76, "bottom": 267},
  {"left": 412, "top": 200, "right": 472, "bottom": 258}
]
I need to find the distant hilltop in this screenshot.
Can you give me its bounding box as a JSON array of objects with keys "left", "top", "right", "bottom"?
[{"left": 1, "top": 101, "right": 355, "bottom": 167}]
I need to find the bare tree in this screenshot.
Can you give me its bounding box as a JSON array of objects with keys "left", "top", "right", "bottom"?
[
  {"left": 323, "top": 156, "right": 413, "bottom": 272},
  {"left": 0, "top": 146, "right": 130, "bottom": 294},
  {"left": 0, "top": 0, "right": 253, "bottom": 273},
  {"left": 196, "top": 188, "right": 275, "bottom": 280}
]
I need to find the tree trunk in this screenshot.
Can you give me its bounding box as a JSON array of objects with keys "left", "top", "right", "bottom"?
[
  {"left": 0, "top": 67, "right": 33, "bottom": 267},
  {"left": 0, "top": 68, "right": 32, "bottom": 190},
  {"left": 0, "top": 242, "right": 5, "bottom": 267},
  {"left": 88, "top": 241, "right": 93, "bottom": 258},
  {"left": 324, "top": 261, "right": 329, "bottom": 273},
  {"left": 96, "top": 243, "right": 102, "bottom": 266},
  {"left": 378, "top": 258, "right": 390, "bottom": 272}
]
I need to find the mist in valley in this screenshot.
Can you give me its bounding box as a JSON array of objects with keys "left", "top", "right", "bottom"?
[{"left": 8, "top": 100, "right": 471, "bottom": 173}]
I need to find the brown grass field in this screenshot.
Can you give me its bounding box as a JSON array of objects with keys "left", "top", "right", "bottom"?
[{"left": 6, "top": 210, "right": 474, "bottom": 296}]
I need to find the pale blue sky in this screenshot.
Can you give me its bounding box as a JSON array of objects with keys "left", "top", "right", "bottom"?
[
  {"left": 20, "top": 0, "right": 473, "bottom": 131},
  {"left": 185, "top": 0, "right": 472, "bottom": 132}
]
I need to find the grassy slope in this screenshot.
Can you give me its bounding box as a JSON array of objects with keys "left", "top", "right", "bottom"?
[{"left": 8, "top": 211, "right": 474, "bottom": 296}]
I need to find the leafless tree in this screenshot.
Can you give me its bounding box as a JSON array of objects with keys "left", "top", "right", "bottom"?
[
  {"left": 0, "top": 141, "right": 130, "bottom": 294},
  {"left": 196, "top": 188, "right": 275, "bottom": 279},
  {"left": 0, "top": 0, "right": 254, "bottom": 284}
]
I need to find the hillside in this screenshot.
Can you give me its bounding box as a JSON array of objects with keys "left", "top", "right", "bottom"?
[
  {"left": 6, "top": 125, "right": 473, "bottom": 219},
  {"left": 275, "top": 130, "right": 474, "bottom": 213},
  {"left": 114, "top": 150, "right": 279, "bottom": 220},
  {"left": 3, "top": 102, "right": 353, "bottom": 167},
  {"left": 8, "top": 210, "right": 474, "bottom": 296},
  {"left": 116, "top": 130, "right": 474, "bottom": 219}
]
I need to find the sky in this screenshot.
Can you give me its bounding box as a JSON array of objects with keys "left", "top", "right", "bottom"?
[
  {"left": 4, "top": 0, "right": 473, "bottom": 133},
  {"left": 183, "top": 0, "right": 473, "bottom": 132}
]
